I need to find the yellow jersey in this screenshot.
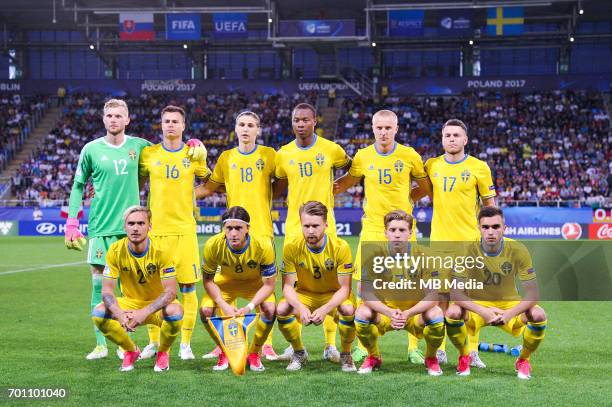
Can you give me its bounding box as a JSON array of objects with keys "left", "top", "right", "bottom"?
[
  {"left": 209, "top": 145, "right": 276, "bottom": 240},
  {"left": 349, "top": 143, "right": 427, "bottom": 232},
  {"left": 139, "top": 143, "right": 211, "bottom": 235},
  {"left": 282, "top": 234, "right": 353, "bottom": 294},
  {"left": 201, "top": 232, "right": 276, "bottom": 287},
  {"left": 425, "top": 154, "right": 496, "bottom": 241},
  {"left": 359, "top": 242, "right": 447, "bottom": 309},
  {"left": 275, "top": 135, "right": 349, "bottom": 240},
  {"left": 452, "top": 238, "right": 535, "bottom": 302},
  {"left": 104, "top": 237, "right": 176, "bottom": 302}
]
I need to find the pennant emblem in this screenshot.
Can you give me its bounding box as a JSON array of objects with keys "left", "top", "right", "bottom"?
[{"left": 206, "top": 314, "right": 258, "bottom": 376}]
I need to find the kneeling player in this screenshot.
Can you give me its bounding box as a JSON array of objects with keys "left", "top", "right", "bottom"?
[
  {"left": 354, "top": 210, "right": 446, "bottom": 375},
  {"left": 199, "top": 206, "right": 277, "bottom": 372},
  {"left": 92, "top": 206, "right": 183, "bottom": 372},
  {"left": 277, "top": 201, "right": 357, "bottom": 372},
  {"left": 445, "top": 206, "right": 547, "bottom": 379}
]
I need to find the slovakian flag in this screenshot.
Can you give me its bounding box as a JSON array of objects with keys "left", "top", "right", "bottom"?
[
  {"left": 60, "top": 205, "right": 83, "bottom": 219},
  {"left": 119, "top": 13, "right": 155, "bottom": 41},
  {"left": 206, "top": 314, "right": 257, "bottom": 376}
]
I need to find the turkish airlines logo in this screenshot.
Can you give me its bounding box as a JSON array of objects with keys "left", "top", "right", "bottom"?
[
  {"left": 36, "top": 222, "right": 58, "bottom": 235},
  {"left": 589, "top": 223, "right": 612, "bottom": 240},
  {"left": 561, "top": 223, "right": 582, "bottom": 240}
]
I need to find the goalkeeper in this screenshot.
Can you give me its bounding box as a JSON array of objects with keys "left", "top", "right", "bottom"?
[{"left": 65, "top": 99, "right": 206, "bottom": 360}]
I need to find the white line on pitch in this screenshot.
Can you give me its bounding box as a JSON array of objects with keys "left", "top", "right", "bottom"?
[
  {"left": 0, "top": 242, "right": 208, "bottom": 276},
  {"left": 0, "top": 261, "right": 87, "bottom": 276}
]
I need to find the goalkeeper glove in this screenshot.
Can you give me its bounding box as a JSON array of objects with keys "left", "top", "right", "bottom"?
[
  {"left": 186, "top": 138, "right": 207, "bottom": 162},
  {"left": 64, "top": 217, "right": 87, "bottom": 251}
]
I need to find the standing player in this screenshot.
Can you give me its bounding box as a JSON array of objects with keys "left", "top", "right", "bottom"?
[
  {"left": 275, "top": 103, "right": 352, "bottom": 362},
  {"left": 334, "top": 109, "right": 430, "bottom": 364},
  {"left": 445, "top": 207, "right": 547, "bottom": 379},
  {"left": 277, "top": 201, "right": 356, "bottom": 372},
  {"left": 196, "top": 111, "right": 279, "bottom": 360},
  {"left": 138, "top": 105, "right": 210, "bottom": 361},
  {"left": 65, "top": 99, "right": 151, "bottom": 360},
  {"left": 65, "top": 99, "right": 206, "bottom": 360},
  {"left": 422, "top": 118, "right": 496, "bottom": 366},
  {"left": 199, "top": 206, "right": 277, "bottom": 372},
  {"left": 92, "top": 206, "right": 183, "bottom": 372},
  {"left": 354, "top": 210, "right": 446, "bottom": 375}
]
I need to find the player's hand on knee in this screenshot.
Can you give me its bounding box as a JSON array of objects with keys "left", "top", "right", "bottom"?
[
  {"left": 186, "top": 139, "right": 207, "bottom": 162},
  {"left": 64, "top": 218, "right": 86, "bottom": 251}
]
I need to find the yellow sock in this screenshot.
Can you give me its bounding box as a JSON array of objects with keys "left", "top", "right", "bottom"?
[
  {"left": 277, "top": 315, "right": 304, "bottom": 351},
  {"left": 249, "top": 314, "right": 275, "bottom": 354},
  {"left": 338, "top": 315, "right": 356, "bottom": 353},
  {"left": 323, "top": 314, "right": 337, "bottom": 347},
  {"left": 147, "top": 325, "right": 161, "bottom": 345},
  {"left": 520, "top": 320, "right": 547, "bottom": 360},
  {"left": 180, "top": 287, "right": 197, "bottom": 345},
  {"left": 159, "top": 314, "right": 182, "bottom": 352},
  {"left": 407, "top": 332, "right": 419, "bottom": 352},
  {"left": 92, "top": 311, "right": 135, "bottom": 352},
  {"left": 354, "top": 317, "right": 380, "bottom": 357},
  {"left": 357, "top": 338, "right": 367, "bottom": 352},
  {"left": 445, "top": 318, "right": 469, "bottom": 356},
  {"left": 439, "top": 336, "right": 446, "bottom": 352},
  {"left": 468, "top": 333, "right": 479, "bottom": 353},
  {"left": 423, "top": 318, "right": 445, "bottom": 358},
  {"left": 264, "top": 329, "right": 274, "bottom": 346}
]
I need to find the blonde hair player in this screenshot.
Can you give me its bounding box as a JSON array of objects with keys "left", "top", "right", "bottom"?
[
  {"left": 196, "top": 111, "right": 280, "bottom": 361},
  {"left": 92, "top": 206, "right": 183, "bottom": 372},
  {"left": 334, "top": 109, "right": 430, "bottom": 364}
]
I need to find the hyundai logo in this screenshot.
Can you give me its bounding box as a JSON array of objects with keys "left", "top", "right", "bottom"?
[{"left": 36, "top": 222, "right": 58, "bottom": 235}]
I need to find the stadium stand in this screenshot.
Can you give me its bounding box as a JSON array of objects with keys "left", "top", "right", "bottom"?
[{"left": 7, "top": 89, "right": 610, "bottom": 208}]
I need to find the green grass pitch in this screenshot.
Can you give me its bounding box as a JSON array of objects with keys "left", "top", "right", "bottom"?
[{"left": 1, "top": 236, "right": 611, "bottom": 406}]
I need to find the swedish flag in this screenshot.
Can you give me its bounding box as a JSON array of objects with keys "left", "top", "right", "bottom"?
[{"left": 486, "top": 7, "right": 524, "bottom": 36}]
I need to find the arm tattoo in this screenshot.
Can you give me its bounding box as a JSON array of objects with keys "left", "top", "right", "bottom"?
[
  {"left": 147, "top": 291, "right": 174, "bottom": 314},
  {"left": 102, "top": 293, "right": 117, "bottom": 309}
]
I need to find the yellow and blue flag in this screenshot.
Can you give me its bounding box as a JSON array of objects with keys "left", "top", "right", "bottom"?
[
  {"left": 207, "top": 314, "right": 258, "bottom": 376},
  {"left": 487, "top": 7, "right": 524, "bottom": 36}
]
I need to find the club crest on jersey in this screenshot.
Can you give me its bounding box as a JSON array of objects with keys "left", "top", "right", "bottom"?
[
  {"left": 256, "top": 159, "right": 265, "bottom": 171},
  {"left": 461, "top": 170, "right": 471, "bottom": 183},
  {"left": 228, "top": 320, "right": 238, "bottom": 337},
  {"left": 129, "top": 149, "right": 136, "bottom": 160},
  {"left": 394, "top": 160, "right": 404, "bottom": 173},
  {"left": 315, "top": 153, "right": 325, "bottom": 167},
  {"left": 500, "top": 262, "right": 513, "bottom": 275},
  {"left": 325, "top": 258, "right": 335, "bottom": 271},
  {"left": 182, "top": 158, "right": 191, "bottom": 169},
  {"left": 95, "top": 249, "right": 103, "bottom": 259},
  {"left": 231, "top": 163, "right": 237, "bottom": 170},
  {"left": 155, "top": 160, "right": 161, "bottom": 166},
  {"left": 433, "top": 172, "right": 439, "bottom": 178},
  {"left": 298, "top": 262, "right": 305, "bottom": 268},
  {"left": 247, "top": 259, "right": 257, "bottom": 269},
  {"left": 289, "top": 159, "right": 295, "bottom": 166},
  {"left": 368, "top": 165, "right": 374, "bottom": 171},
  {"left": 146, "top": 263, "right": 157, "bottom": 275}
]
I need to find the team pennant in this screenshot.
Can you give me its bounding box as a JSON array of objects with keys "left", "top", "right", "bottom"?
[{"left": 206, "top": 314, "right": 258, "bottom": 376}]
